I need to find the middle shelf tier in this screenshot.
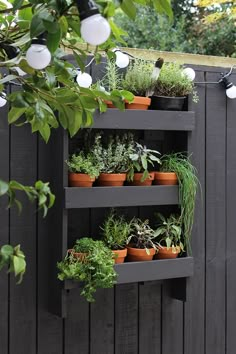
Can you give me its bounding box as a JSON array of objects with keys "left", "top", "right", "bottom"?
[{"left": 64, "top": 185, "right": 179, "bottom": 209}]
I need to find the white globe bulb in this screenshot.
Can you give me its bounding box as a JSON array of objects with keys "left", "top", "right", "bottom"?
[
  {"left": 76, "top": 72, "right": 92, "bottom": 88},
  {"left": 115, "top": 51, "right": 129, "bottom": 68},
  {"left": 226, "top": 85, "right": 236, "bottom": 99},
  {"left": 182, "top": 67, "right": 196, "bottom": 81},
  {"left": 0, "top": 93, "right": 7, "bottom": 108},
  {"left": 26, "top": 44, "right": 51, "bottom": 70},
  {"left": 81, "top": 14, "right": 111, "bottom": 45}
]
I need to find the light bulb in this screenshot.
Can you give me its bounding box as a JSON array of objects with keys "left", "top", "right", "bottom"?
[
  {"left": 226, "top": 85, "right": 236, "bottom": 99},
  {"left": 76, "top": 72, "right": 92, "bottom": 88},
  {"left": 26, "top": 44, "right": 51, "bottom": 70},
  {"left": 182, "top": 67, "right": 196, "bottom": 81},
  {"left": 81, "top": 14, "right": 111, "bottom": 46},
  {"left": 0, "top": 93, "right": 7, "bottom": 107},
  {"left": 115, "top": 51, "right": 129, "bottom": 68}
]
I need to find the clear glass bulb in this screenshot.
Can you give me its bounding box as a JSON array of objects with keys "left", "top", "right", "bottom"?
[
  {"left": 76, "top": 72, "right": 92, "bottom": 88},
  {"left": 0, "top": 93, "right": 7, "bottom": 108},
  {"left": 26, "top": 44, "right": 51, "bottom": 70},
  {"left": 115, "top": 51, "right": 129, "bottom": 68},
  {"left": 81, "top": 14, "right": 111, "bottom": 46},
  {"left": 182, "top": 67, "right": 196, "bottom": 81},
  {"left": 226, "top": 85, "right": 236, "bottom": 99}
]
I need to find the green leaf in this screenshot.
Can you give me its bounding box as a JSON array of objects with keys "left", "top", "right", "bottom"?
[
  {"left": 141, "top": 155, "right": 147, "bottom": 170},
  {"left": 47, "top": 28, "right": 62, "bottom": 53},
  {"left": 18, "top": 59, "right": 36, "bottom": 75},
  {"left": 0, "top": 74, "right": 17, "bottom": 84},
  {"left": 39, "top": 123, "right": 51, "bottom": 143},
  {"left": 0, "top": 180, "right": 9, "bottom": 196},
  {"left": 13, "top": 255, "right": 26, "bottom": 276},
  {"left": 121, "top": 0, "right": 137, "bottom": 20},
  {"left": 12, "top": 0, "right": 24, "bottom": 11},
  {"left": 30, "top": 14, "right": 45, "bottom": 38},
  {"left": 59, "top": 16, "right": 68, "bottom": 37},
  {"left": 8, "top": 107, "right": 27, "bottom": 124},
  {"left": 1, "top": 245, "right": 14, "bottom": 257}
]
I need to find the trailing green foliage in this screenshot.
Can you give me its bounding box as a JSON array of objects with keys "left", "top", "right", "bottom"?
[
  {"left": 66, "top": 152, "right": 101, "bottom": 178},
  {"left": 153, "top": 63, "right": 199, "bottom": 102},
  {"left": 0, "top": 179, "right": 55, "bottom": 217},
  {"left": 0, "top": 244, "right": 26, "bottom": 284},
  {"left": 127, "top": 218, "right": 158, "bottom": 253},
  {"left": 160, "top": 153, "right": 199, "bottom": 251},
  {"left": 101, "top": 210, "right": 133, "bottom": 250},
  {"left": 57, "top": 238, "right": 117, "bottom": 302},
  {"left": 154, "top": 213, "right": 184, "bottom": 253}
]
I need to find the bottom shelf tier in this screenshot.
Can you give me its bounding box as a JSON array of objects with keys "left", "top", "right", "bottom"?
[{"left": 64, "top": 257, "right": 194, "bottom": 289}]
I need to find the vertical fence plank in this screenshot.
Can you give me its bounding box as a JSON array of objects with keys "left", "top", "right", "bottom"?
[
  {"left": 0, "top": 89, "right": 10, "bottom": 354},
  {"left": 226, "top": 73, "right": 236, "bottom": 354},
  {"left": 9, "top": 122, "right": 37, "bottom": 354},
  {"left": 184, "top": 70, "right": 206, "bottom": 354},
  {"left": 205, "top": 72, "right": 226, "bottom": 354}
]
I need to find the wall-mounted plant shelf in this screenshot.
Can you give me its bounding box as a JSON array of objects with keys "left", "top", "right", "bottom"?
[
  {"left": 64, "top": 185, "right": 179, "bottom": 209},
  {"left": 64, "top": 257, "right": 194, "bottom": 289},
  {"left": 87, "top": 109, "right": 195, "bottom": 131}
]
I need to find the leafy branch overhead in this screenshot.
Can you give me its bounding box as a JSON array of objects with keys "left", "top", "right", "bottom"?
[
  {"left": 0, "top": 244, "right": 26, "bottom": 284},
  {"left": 0, "top": 0, "right": 172, "bottom": 141}
]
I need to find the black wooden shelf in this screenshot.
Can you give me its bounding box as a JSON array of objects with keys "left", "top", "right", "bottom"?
[
  {"left": 64, "top": 257, "right": 194, "bottom": 289},
  {"left": 85, "top": 109, "right": 195, "bottom": 131},
  {"left": 64, "top": 185, "right": 179, "bottom": 209}
]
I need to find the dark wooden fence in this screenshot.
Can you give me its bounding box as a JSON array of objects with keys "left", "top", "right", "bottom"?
[{"left": 0, "top": 63, "right": 236, "bottom": 354}]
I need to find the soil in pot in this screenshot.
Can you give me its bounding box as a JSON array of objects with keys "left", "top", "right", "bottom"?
[
  {"left": 150, "top": 96, "right": 187, "bottom": 111},
  {"left": 154, "top": 172, "right": 178, "bottom": 185},
  {"left": 69, "top": 173, "right": 95, "bottom": 187},
  {"left": 155, "top": 246, "right": 180, "bottom": 259},
  {"left": 125, "top": 96, "right": 151, "bottom": 110},
  {"left": 112, "top": 248, "right": 127, "bottom": 264},
  {"left": 127, "top": 245, "right": 156, "bottom": 262},
  {"left": 97, "top": 173, "right": 127, "bottom": 187},
  {"left": 128, "top": 172, "right": 155, "bottom": 186}
]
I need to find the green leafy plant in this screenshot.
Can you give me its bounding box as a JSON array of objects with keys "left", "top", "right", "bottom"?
[
  {"left": 122, "top": 59, "right": 155, "bottom": 96},
  {"left": 90, "top": 132, "right": 134, "bottom": 174},
  {"left": 154, "top": 213, "right": 184, "bottom": 253},
  {"left": 127, "top": 218, "right": 157, "bottom": 253},
  {"left": 57, "top": 237, "right": 117, "bottom": 302},
  {"left": 159, "top": 153, "right": 199, "bottom": 251},
  {"left": 0, "top": 244, "right": 26, "bottom": 284},
  {"left": 127, "top": 142, "right": 161, "bottom": 182},
  {"left": 153, "top": 62, "right": 199, "bottom": 102},
  {"left": 66, "top": 152, "right": 101, "bottom": 178},
  {"left": 101, "top": 210, "right": 133, "bottom": 250}
]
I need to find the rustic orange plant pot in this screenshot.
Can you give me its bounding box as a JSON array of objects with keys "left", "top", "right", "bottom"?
[
  {"left": 128, "top": 172, "right": 155, "bottom": 186},
  {"left": 154, "top": 172, "right": 178, "bottom": 185},
  {"left": 104, "top": 100, "right": 116, "bottom": 108},
  {"left": 97, "top": 173, "right": 127, "bottom": 187},
  {"left": 125, "top": 96, "right": 151, "bottom": 110},
  {"left": 112, "top": 248, "right": 127, "bottom": 264},
  {"left": 126, "top": 245, "right": 155, "bottom": 262},
  {"left": 155, "top": 246, "right": 180, "bottom": 260},
  {"left": 67, "top": 249, "right": 87, "bottom": 262},
  {"left": 69, "top": 173, "right": 95, "bottom": 187}
]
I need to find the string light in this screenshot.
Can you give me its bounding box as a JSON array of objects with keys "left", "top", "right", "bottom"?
[
  {"left": 182, "top": 67, "right": 196, "bottom": 81},
  {"left": 26, "top": 37, "right": 51, "bottom": 70},
  {"left": 0, "top": 92, "right": 7, "bottom": 107},
  {"left": 76, "top": 70, "right": 93, "bottom": 88}
]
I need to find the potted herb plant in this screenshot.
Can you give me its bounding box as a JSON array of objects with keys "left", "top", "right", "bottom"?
[
  {"left": 66, "top": 152, "right": 100, "bottom": 187},
  {"left": 101, "top": 210, "right": 132, "bottom": 263},
  {"left": 122, "top": 59, "right": 154, "bottom": 110},
  {"left": 150, "top": 62, "right": 198, "bottom": 111},
  {"left": 154, "top": 213, "right": 184, "bottom": 259},
  {"left": 57, "top": 238, "right": 117, "bottom": 302},
  {"left": 127, "top": 142, "right": 161, "bottom": 186},
  {"left": 126, "top": 218, "right": 157, "bottom": 261},
  {"left": 154, "top": 153, "right": 199, "bottom": 252},
  {"left": 91, "top": 133, "right": 133, "bottom": 186}
]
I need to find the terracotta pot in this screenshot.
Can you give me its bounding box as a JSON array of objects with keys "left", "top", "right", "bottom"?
[
  {"left": 69, "top": 173, "right": 95, "bottom": 187},
  {"left": 154, "top": 172, "right": 178, "bottom": 185},
  {"left": 128, "top": 172, "right": 155, "bottom": 186},
  {"left": 155, "top": 246, "right": 180, "bottom": 259},
  {"left": 67, "top": 249, "right": 87, "bottom": 262},
  {"left": 98, "top": 173, "right": 127, "bottom": 187},
  {"left": 125, "top": 96, "right": 151, "bottom": 110},
  {"left": 104, "top": 100, "right": 116, "bottom": 108},
  {"left": 112, "top": 248, "right": 127, "bottom": 264},
  {"left": 127, "top": 245, "right": 155, "bottom": 262}
]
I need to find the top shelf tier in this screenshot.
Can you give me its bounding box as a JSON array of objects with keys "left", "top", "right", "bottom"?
[{"left": 87, "top": 109, "right": 195, "bottom": 131}]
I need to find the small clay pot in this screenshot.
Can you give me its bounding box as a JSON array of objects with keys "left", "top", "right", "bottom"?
[
  {"left": 155, "top": 246, "right": 180, "bottom": 259},
  {"left": 69, "top": 173, "right": 95, "bottom": 187},
  {"left": 67, "top": 249, "right": 87, "bottom": 262},
  {"left": 125, "top": 96, "right": 151, "bottom": 110},
  {"left": 128, "top": 172, "right": 155, "bottom": 186},
  {"left": 97, "top": 173, "right": 127, "bottom": 187},
  {"left": 112, "top": 248, "right": 127, "bottom": 264},
  {"left": 126, "top": 245, "right": 156, "bottom": 262},
  {"left": 104, "top": 100, "right": 116, "bottom": 108},
  {"left": 154, "top": 172, "right": 178, "bottom": 185}
]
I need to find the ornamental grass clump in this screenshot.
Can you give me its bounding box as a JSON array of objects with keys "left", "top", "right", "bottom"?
[{"left": 57, "top": 238, "right": 116, "bottom": 302}]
